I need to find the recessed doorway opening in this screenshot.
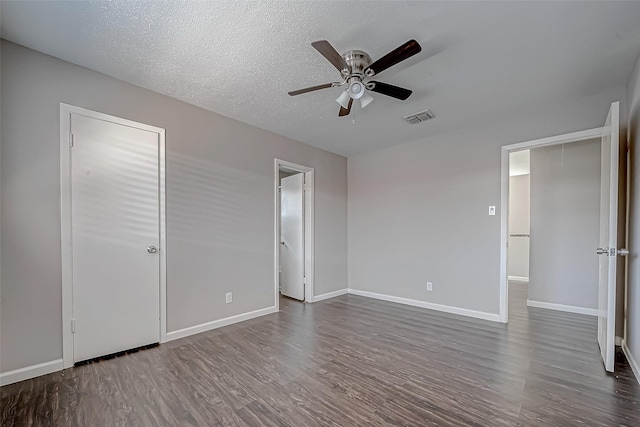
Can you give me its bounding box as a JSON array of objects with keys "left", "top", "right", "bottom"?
[
  {"left": 500, "top": 101, "right": 626, "bottom": 373},
  {"left": 274, "top": 159, "right": 314, "bottom": 310},
  {"left": 500, "top": 127, "right": 605, "bottom": 324},
  {"left": 60, "top": 104, "right": 167, "bottom": 369}
]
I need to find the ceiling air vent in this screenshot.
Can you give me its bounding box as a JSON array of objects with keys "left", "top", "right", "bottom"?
[{"left": 403, "top": 109, "right": 435, "bottom": 124}]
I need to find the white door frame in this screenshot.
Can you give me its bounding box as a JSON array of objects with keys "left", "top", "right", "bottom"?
[
  {"left": 274, "top": 159, "right": 314, "bottom": 309},
  {"left": 499, "top": 127, "right": 603, "bottom": 323},
  {"left": 60, "top": 103, "right": 167, "bottom": 368}
]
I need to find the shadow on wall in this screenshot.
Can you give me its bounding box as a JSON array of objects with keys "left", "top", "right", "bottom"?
[{"left": 168, "top": 151, "right": 268, "bottom": 251}]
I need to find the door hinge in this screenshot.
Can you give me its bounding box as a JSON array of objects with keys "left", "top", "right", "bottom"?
[
  {"left": 69, "top": 134, "right": 74, "bottom": 147},
  {"left": 71, "top": 319, "right": 76, "bottom": 333}
]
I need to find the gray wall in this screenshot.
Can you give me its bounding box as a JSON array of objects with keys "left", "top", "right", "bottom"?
[
  {"left": 0, "top": 41, "right": 348, "bottom": 373},
  {"left": 528, "top": 140, "right": 601, "bottom": 309},
  {"left": 508, "top": 174, "right": 530, "bottom": 278},
  {"left": 348, "top": 85, "right": 626, "bottom": 316},
  {"left": 626, "top": 51, "right": 640, "bottom": 372}
]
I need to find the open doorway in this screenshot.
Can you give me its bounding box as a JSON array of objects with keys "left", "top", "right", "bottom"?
[
  {"left": 274, "top": 159, "right": 314, "bottom": 309},
  {"left": 508, "top": 150, "right": 530, "bottom": 284},
  {"left": 503, "top": 104, "right": 626, "bottom": 374},
  {"left": 507, "top": 139, "right": 602, "bottom": 321},
  {"left": 499, "top": 127, "right": 606, "bottom": 322},
  {"left": 506, "top": 150, "right": 532, "bottom": 319}
]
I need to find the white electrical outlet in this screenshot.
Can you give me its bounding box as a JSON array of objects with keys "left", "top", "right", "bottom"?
[
  {"left": 489, "top": 205, "right": 496, "bottom": 216},
  {"left": 427, "top": 282, "right": 433, "bottom": 291},
  {"left": 226, "top": 292, "right": 233, "bottom": 304}
]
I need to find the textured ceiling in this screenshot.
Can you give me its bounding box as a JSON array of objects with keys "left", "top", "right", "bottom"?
[{"left": 2, "top": 1, "right": 640, "bottom": 157}]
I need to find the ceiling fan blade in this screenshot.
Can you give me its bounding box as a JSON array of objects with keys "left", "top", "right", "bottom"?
[
  {"left": 369, "top": 82, "right": 412, "bottom": 100},
  {"left": 338, "top": 98, "right": 353, "bottom": 117},
  {"left": 312, "top": 40, "right": 350, "bottom": 73},
  {"left": 288, "top": 83, "right": 334, "bottom": 96},
  {"left": 365, "top": 39, "right": 422, "bottom": 76}
]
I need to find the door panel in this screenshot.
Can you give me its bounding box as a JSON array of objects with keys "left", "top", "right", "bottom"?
[
  {"left": 280, "top": 174, "right": 304, "bottom": 300},
  {"left": 597, "top": 101, "right": 619, "bottom": 372},
  {"left": 71, "top": 113, "right": 160, "bottom": 363}
]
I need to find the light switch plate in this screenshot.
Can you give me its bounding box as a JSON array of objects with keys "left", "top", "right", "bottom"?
[{"left": 489, "top": 206, "right": 496, "bottom": 216}]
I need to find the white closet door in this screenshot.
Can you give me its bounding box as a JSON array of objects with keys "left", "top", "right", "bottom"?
[
  {"left": 280, "top": 174, "right": 305, "bottom": 300},
  {"left": 71, "top": 113, "right": 160, "bottom": 363}
]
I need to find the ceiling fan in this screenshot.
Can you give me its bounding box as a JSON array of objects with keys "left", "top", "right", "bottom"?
[{"left": 288, "top": 39, "right": 421, "bottom": 117}]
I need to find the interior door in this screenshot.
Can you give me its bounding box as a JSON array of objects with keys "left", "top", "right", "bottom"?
[
  {"left": 280, "top": 173, "right": 305, "bottom": 300},
  {"left": 597, "top": 101, "right": 620, "bottom": 372},
  {"left": 71, "top": 113, "right": 160, "bottom": 363}
]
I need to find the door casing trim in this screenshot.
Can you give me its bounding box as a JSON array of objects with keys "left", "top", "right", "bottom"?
[{"left": 60, "top": 103, "right": 167, "bottom": 368}]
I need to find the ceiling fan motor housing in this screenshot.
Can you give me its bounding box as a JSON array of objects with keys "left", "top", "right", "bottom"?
[
  {"left": 342, "top": 50, "right": 372, "bottom": 76},
  {"left": 343, "top": 50, "right": 372, "bottom": 99}
]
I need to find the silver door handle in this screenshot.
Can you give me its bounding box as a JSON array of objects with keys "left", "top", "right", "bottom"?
[
  {"left": 147, "top": 246, "right": 158, "bottom": 254},
  {"left": 596, "top": 248, "right": 608, "bottom": 255},
  {"left": 619, "top": 248, "right": 629, "bottom": 256}
]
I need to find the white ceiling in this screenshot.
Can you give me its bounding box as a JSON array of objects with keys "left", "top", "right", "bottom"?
[{"left": 2, "top": 1, "right": 640, "bottom": 157}]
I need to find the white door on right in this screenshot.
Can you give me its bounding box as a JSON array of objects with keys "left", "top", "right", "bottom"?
[
  {"left": 597, "top": 101, "right": 620, "bottom": 373},
  {"left": 280, "top": 173, "right": 305, "bottom": 301}
]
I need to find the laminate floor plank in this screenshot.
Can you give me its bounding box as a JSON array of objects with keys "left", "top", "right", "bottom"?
[{"left": 2, "top": 282, "right": 639, "bottom": 426}]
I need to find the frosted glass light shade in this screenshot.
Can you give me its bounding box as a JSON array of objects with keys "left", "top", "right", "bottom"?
[
  {"left": 360, "top": 91, "right": 374, "bottom": 108},
  {"left": 336, "top": 90, "right": 351, "bottom": 109}
]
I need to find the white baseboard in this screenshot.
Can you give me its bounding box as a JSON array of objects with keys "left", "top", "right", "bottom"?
[
  {"left": 164, "top": 306, "right": 277, "bottom": 342},
  {"left": 622, "top": 340, "right": 640, "bottom": 384},
  {"left": 2, "top": 307, "right": 279, "bottom": 384},
  {"left": 526, "top": 299, "right": 598, "bottom": 316},
  {"left": 1, "top": 359, "right": 64, "bottom": 386},
  {"left": 508, "top": 275, "right": 529, "bottom": 282},
  {"left": 347, "top": 289, "right": 500, "bottom": 322},
  {"left": 312, "top": 288, "right": 348, "bottom": 302}
]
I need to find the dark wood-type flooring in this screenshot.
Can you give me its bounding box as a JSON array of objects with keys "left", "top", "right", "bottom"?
[{"left": 2, "top": 282, "right": 639, "bottom": 426}]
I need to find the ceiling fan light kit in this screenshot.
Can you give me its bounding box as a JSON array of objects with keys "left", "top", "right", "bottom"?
[
  {"left": 336, "top": 90, "right": 351, "bottom": 109},
  {"left": 348, "top": 80, "right": 365, "bottom": 99},
  {"left": 360, "top": 91, "right": 375, "bottom": 108},
  {"left": 289, "top": 39, "right": 422, "bottom": 117}
]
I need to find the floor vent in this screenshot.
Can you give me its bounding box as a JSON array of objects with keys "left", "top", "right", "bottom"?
[{"left": 403, "top": 109, "right": 435, "bottom": 124}]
